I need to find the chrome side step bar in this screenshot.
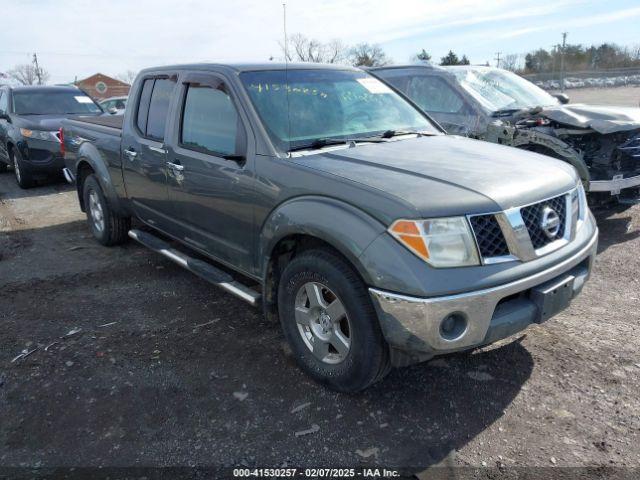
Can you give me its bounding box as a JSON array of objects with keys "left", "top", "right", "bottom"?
[
  {"left": 62, "top": 167, "right": 75, "bottom": 184},
  {"left": 128, "top": 229, "right": 261, "bottom": 306}
]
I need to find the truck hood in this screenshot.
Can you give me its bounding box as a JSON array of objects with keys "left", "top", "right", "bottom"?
[
  {"left": 541, "top": 104, "right": 640, "bottom": 134},
  {"left": 292, "top": 135, "right": 577, "bottom": 218}
]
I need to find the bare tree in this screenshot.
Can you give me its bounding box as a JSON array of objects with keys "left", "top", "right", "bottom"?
[
  {"left": 501, "top": 53, "right": 520, "bottom": 72},
  {"left": 281, "top": 33, "right": 347, "bottom": 64},
  {"left": 349, "top": 43, "right": 390, "bottom": 67},
  {"left": 116, "top": 70, "right": 137, "bottom": 84},
  {"left": 9, "top": 63, "right": 50, "bottom": 85}
]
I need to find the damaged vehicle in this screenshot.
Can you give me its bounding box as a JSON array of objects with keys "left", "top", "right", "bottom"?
[{"left": 369, "top": 65, "right": 640, "bottom": 206}]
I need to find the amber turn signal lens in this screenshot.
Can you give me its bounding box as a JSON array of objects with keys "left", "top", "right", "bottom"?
[{"left": 389, "top": 220, "right": 430, "bottom": 261}]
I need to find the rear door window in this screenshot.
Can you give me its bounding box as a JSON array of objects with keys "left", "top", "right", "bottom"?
[
  {"left": 136, "top": 78, "right": 175, "bottom": 140},
  {"left": 146, "top": 79, "right": 175, "bottom": 141},
  {"left": 136, "top": 79, "right": 154, "bottom": 134}
]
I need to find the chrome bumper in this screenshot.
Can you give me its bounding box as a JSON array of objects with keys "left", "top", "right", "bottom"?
[
  {"left": 369, "top": 229, "right": 598, "bottom": 356},
  {"left": 589, "top": 174, "right": 640, "bottom": 194}
]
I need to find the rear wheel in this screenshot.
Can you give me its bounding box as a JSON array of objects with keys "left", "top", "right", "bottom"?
[
  {"left": 12, "top": 150, "right": 35, "bottom": 189},
  {"left": 278, "top": 249, "right": 390, "bottom": 392},
  {"left": 82, "top": 174, "right": 130, "bottom": 246}
]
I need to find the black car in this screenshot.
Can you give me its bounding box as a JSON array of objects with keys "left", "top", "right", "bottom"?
[{"left": 0, "top": 85, "right": 103, "bottom": 188}]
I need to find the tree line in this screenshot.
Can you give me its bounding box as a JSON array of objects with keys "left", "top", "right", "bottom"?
[
  {"left": 280, "top": 34, "right": 470, "bottom": 67},
  {"left": 522, "top": 43, "right": 640, "bottom": 74}
]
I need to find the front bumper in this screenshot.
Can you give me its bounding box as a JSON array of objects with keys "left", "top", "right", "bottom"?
[
  {"left": 19, "top": 140, "right": 65, "bottom": 175},
  {"left": 370, "top": 228, "right": 598, "bottom": 357},
  {"left": 589, "top": 174, "right": 640, "bottom": 194}
]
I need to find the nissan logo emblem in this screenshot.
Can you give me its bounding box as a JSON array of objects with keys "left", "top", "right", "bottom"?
[{"left": 540, "top": 206, "right": 561, "bottom": 239}]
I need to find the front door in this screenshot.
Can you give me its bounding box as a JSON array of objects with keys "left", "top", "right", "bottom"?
[
  {"left": 121, "top": 75, "right": 177, "bottom": 228},
  {"left": 164, "top": 72, "right": 256, "bottom": 273}
]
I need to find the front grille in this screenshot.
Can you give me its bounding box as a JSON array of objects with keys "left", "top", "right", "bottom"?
[
  {"left": 520, "top": 194, "right": 566, "bottom": 249},
  {"left": 469, "top": 214, "right": 510, "bottom": 258}
]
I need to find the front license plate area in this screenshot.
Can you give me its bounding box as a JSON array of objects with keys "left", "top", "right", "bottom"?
[{"left": 530, "top": 274, "right": 575, "bottom": 323}]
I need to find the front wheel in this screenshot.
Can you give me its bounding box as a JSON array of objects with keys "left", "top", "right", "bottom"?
[
  {"left": 277, "top": 249, "right": 390, "bottom": 392},
  {"left": 12, "top": 150, "right": 35, "bottom": 189},
  {"left": 82, "top": 174, "right": 130, "bottom": 246}
]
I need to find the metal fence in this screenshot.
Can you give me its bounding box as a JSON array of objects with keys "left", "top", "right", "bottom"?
[{"left": 521, "top": 67, "right": 640, "bottom": 90}]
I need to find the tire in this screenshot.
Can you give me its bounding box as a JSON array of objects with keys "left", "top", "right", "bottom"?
[
  {"left": 12, "top": 149, "right": 35, "bottom": 189},
  {"left": 278, "top": 248, "right": 390, "bottom": 392},
  {"left": 82, "top": 174, "right": 130, "bottom": 246}
]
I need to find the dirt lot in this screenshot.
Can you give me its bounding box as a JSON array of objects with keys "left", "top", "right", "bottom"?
[{"left": 1, "top": 166, "right": 639, "bottom": 478}]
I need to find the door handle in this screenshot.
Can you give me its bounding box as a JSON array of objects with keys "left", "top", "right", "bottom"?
[
  {"left": 123, "top": 148, "right": 137, "bottom": 160},
  {"left": 166, "top": 161, "right": 184, "bottom": 172},
  {"left": 149, "top": 145, "right": 167, "bottom": 154}
]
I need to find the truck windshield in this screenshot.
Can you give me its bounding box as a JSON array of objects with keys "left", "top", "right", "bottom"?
[
  {"left": 449, "top": 67, "right": 558, "bottom": 113},
  {"left": 240, "top": 69, "right": 437, "bottom": 152},
  {"left": 12, "top": 91, "right": 102, "bottom": 115}
]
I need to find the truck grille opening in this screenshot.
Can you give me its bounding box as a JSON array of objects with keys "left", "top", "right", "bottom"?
[
  {"left": 469, "top": 214, "right": 510, "bottom": 258},
  {"left": 520, "top": 194, "right": 566, "bottom": 249}
]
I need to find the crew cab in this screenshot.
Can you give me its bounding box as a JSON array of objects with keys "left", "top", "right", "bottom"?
[
  {"left": 61, "top": 63, "right": 598, "bottom": 392},
  {"left": 369, "top": 64, "right": 640, "bottom": 206},
  {"left": 0, "top": 85, "right": 103, "bottom": 188}
]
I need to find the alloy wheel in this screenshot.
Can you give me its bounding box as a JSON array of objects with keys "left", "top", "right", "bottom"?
[
  {"left": 88, "top": 190, "right": 105, "bottom": 233},
  {"left": 294, "top": 281, "right": 351, "bottom": 364}
]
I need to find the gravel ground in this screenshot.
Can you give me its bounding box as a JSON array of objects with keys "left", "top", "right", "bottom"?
[{"left": 0, "top": 167, "right": 639, "bottom": 479}]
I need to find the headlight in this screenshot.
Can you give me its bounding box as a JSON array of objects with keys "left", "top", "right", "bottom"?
[
  {"left": 389, "top": 217, "right": 480, "bottom": 267},
  {"left": 20, "top": 128, "right": 59, "bottom": 142}
]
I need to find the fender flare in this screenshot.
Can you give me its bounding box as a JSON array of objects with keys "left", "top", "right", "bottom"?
[
  {"left": 74, "top": 141, "right": 127, "bottom": 215},
  {"left": 258, "top": 196, "right": 388, "bottom": 284}
]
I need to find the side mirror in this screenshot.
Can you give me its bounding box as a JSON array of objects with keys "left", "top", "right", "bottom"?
[
  {"left": 0, "top": 112, "right": 10, "bottom": 122},
  {"left": 553, "top": 93, "right": 570, "bottom": 104},
  {"left": 108, "top": 107, "right": 118, "bottom": 115}
]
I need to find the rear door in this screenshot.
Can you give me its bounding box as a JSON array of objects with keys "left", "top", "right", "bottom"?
[
  {"left": 121, "top": 74, "right": 177, "bottom": 227},
  {"left": 163, "top": 71, "right": 256, "bottom": 273}
]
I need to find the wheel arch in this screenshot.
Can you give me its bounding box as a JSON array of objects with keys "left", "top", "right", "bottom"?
[
  {"left": 259, "top": 196, "right": 387, "bottom": 320},
  {"left": 73, "top": 142, "right": 127, "bottom": 216}
]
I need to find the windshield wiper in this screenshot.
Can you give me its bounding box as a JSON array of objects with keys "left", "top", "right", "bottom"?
[
  {"left": 287, "top": 137, "right": 386, "bottom": 153},
  {"left": 492, "top": 106, "right": 544, "bottom": 118},
  {"left": 380, "top": 129, "right": 424, "bottom": 138},
  {"left": 491, "top": 108, "right": 523, "bottom": 118}
]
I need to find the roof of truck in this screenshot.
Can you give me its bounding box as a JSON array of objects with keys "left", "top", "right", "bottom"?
[{"left": 139, "top": 62, "right": 361, "bottom": 74}]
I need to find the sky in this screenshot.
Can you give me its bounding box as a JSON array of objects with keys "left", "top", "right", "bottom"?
[{"left": 1, "top": 0, "right": 639, "bottom": 84}]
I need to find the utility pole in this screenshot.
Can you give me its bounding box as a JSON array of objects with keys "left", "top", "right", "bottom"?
[
  {"left": 560, "top": 32, "right": 567, "bottom": 92},
  {"left": 494, "top": 52, "right": 502, "bottom": 68},
  {"left": 32, "top": 53, "right": 42, "bottom": 85}
]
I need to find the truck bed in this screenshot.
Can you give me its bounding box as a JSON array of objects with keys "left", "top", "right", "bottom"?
[{"left": 74, "top": 115, "right": 123, "bottom": 130}]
